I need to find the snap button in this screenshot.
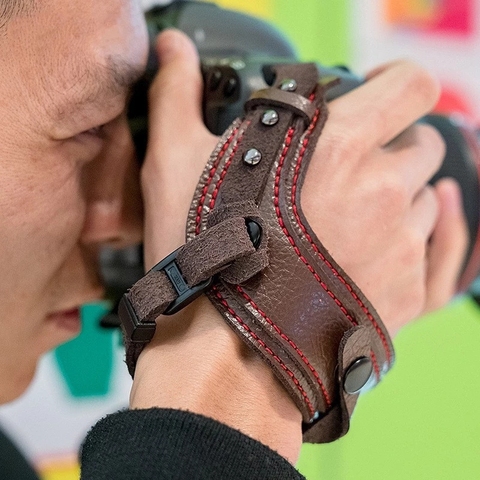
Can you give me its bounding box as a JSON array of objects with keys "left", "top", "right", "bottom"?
[{"left": 344, "top": 357, "right": 373, "bottom": 395}]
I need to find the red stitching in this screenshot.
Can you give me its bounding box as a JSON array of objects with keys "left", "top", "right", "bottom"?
[
  {"left": 208, "top": 138, "right": 243, "bottom": 210},
  {"left": 370, "top": 350, "right": 381, "bottom": 382},
  {"left": 275, "top": 128, "right": 358, "bottom": 327},
  {"left": 290, "top": 110, "right": 392, "bottom": 364},
  {"left": 213, "top": 286, "right": 316, "bottom": 417},
  {"left": 194, "top": 126, "right": 317, "bottom": 418},
  {"left": 195, "top": 127, "right": 239, "bottom": 235},
  {"left": 236, "top": 285, "right": 332, "bottom": 408}
]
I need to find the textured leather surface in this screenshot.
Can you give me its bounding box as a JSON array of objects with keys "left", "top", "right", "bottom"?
[{"left": 186, "top": 63, "right": 395, "bottom": 443}]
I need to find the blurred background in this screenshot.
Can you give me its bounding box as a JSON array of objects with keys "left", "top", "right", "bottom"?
[{"left": 1, "top": 1, "right": 480, "bottom": 478}]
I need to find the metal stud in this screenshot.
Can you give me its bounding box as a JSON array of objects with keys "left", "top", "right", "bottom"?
[
  {"left": 261, "top": 109, "right": 279, "bottom": 126},
  {"left": 279, "top": 79, "right": 297, "bottom": 92},
  {"left": 243, "top": 148, "right": 262, "bottom": 166},
  {"left": 309, "top": 411, "right": 321, "bottom": 423}
]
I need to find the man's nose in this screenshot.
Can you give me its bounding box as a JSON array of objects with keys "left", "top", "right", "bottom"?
[{"left": 80, "top": 115, "right": 143, "bottom": 248}]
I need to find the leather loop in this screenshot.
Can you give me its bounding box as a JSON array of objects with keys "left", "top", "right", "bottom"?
[
  {"left": 206, "top": 201, "right": 269, "bottom": 284},
  {"left": 176, "top": 217, "right": 255, "bottom": 286},
  {"left": 120, "top": 215, "right": 264, "bottom": 375},
  {"left": 245, "top": 88, "right": 317, "bottom": 125}
]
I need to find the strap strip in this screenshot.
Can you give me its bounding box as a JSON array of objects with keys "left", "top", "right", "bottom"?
[
  {"left": 245, "top": 88, "right": 317, "bottom": 125},
  {"left": 120, "top": 215, "right": 263, "bottom": 376}
]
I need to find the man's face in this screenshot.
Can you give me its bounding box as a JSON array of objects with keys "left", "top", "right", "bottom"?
[{"left": 0, "top": 0, "right": 148, "bottom": 402}]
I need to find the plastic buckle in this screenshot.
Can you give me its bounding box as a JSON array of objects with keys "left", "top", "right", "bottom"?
[
  {"left": 119, "top": 247, "right": 213, "bottom": 343},
  {"left": 151, "top": 247, "right": 214, "bottom": 316},
  {"left": 118, "top": 295, "right": 157, "bottom": 343}
]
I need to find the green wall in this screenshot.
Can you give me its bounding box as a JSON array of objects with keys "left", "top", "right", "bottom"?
[
  {"left": 273, "top": 0, "right": 350, "bottom": 66},
  {"left": 297, "top": 297, "right": 480, "bottom": 479}
]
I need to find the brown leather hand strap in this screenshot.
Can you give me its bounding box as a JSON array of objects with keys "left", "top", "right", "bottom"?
[
  {"left": 186, "top": 63, "right": 395, "bottom": 443},
  {"left": 119, "top": 62, "right": 395, "bottom": 444}
]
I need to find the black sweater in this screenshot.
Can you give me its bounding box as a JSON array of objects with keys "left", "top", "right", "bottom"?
[{"left": 80, "top": 408, "right": 305, "bottom": 479}]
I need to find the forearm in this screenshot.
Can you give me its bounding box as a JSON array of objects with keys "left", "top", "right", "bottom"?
[{"left": 130, "top": 296, "right": 303, "bottom": 464}]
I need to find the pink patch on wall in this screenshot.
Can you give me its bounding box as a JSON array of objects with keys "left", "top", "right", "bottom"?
[
  {"left": 435, "top": 84, "right": 476, "bottom": 121},
  {"left": 385, "top": 0, "right": 475, "bottom": 36},
  {"left": 431, "top": 0, "right": 474, "bottom": 35}
]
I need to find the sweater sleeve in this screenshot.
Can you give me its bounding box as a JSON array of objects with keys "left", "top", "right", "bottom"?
[{"left": 80, "top": 408, "right": 305, "bottom": 480}]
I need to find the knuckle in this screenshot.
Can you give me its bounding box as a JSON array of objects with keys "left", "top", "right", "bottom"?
[
  {"left": 397, "top": 60, "right": 441, "bottom": 110},
  {"left": 404, "top": 288, "right": 426, "bottom": 318},
  {"left": 422, "top": 184, "right": 440, "bottom": 214},
  {"left": 149, "top": 63, "right": 202, "bottom": 103},
  {"left": 376, "top": 175, "right": 409, "bottom": 213},
  {"left": 402, "top": 230, "right": 427, "bottom": 266},
  {"left": 416, "top": 123, "right": 446, "bottom": 169},
  {"left": 321, "top": 127, "right": 362, "bottom": 164},
  {"left": 322, "top": 129, "right": 355, "bottom": 163}
]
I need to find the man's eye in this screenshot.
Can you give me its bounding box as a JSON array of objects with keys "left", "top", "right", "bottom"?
[{"left": 82, "top": 124, "right": 107, "bottom": 138}]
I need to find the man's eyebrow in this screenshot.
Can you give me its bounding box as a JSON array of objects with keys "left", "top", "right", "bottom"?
[{"left": 49, "top": 55, "right": 146, "bottom": 121}]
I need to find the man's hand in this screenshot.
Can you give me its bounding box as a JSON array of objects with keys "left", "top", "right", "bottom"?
[
  {"left": 302, "top": 60, "right": 468, "bottom": 335},
  {"left": 132, "top": 29, "right": 468, "bottom": 463},
  {"left": 141, "top": 33, "right": 467, "bottom": 336}
]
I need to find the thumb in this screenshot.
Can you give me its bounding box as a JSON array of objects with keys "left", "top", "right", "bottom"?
[
  {"left": 141, "top": 29, "right": 218, "bottom": 268},
  {"left": 148, "top": 29, "right": 206, "bottom": 150}
]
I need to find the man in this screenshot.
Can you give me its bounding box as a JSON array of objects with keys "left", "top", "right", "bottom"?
[{"left": 0, "top": 0, "right": 467, "bottom": 478}]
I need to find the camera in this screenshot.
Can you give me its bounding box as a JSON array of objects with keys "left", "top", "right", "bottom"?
[{"left": 100, "top": 0, "right": 480, "bottom": 327}]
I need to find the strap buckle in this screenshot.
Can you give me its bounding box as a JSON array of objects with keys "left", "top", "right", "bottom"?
[
  {"left": 119, "top": 247, "right": 213, "bottom": 343},
  {"left": 152, "top": 247, "right": 214, "bottom": 315}
]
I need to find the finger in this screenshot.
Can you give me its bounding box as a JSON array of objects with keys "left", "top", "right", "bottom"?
[
  {"left": 328, "top": 60, "right": 441, "bottom": 150},
  {"left": 382, "top": 123, "right": 446, "bottom": 197},
  {"left": 408, "top": 184, "right": 439, "bottom": 239},
  {"left": 141, "top": 30, "right": 220, "bottom": 267},
  {"left": 364, "top": 60, "right": 400, "bottom": 81},
  {"left": 424, "top": 178, "right": 468, "bottom": 312},
  {"left": 148, "top": 29, "right": 207, "bottom": 148}
]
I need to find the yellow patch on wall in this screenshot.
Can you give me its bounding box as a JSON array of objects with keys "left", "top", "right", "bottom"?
[
  {"left": 213, "top": 0, "right": 273, "bottom": 19},
  {"left": 38, "top": 458, "right": 80, "bottom": 480}
]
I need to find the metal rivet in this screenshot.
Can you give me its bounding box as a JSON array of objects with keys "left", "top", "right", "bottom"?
[
  {"left": 243, "top": 148, "right": 262, "bottom": 166},
  {"left": 261, "top": 109, "right": 279, "bottom": 126},
  {"left": 310, "top": 411, "right": 320, "bottom": 423},
  {"left": 280, "top": 79, "right": 297, "bottom": 92},
  {"left": 344, "top": 357, "right": 373, "bottom": 395}
]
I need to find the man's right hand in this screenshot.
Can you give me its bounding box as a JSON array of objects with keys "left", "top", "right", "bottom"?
[{"left": 302, "top": 60, "right": 468, "bottom": 335}]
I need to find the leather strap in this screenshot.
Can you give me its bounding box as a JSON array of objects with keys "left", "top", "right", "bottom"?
[
  {"left": 120, "top": 215, "right": 261, "bottom": 375},
  {"left": 186, "top": 63, "right": 394, "bottom": 443},
  {"left": 119, "top": 62, "right": 395, "bottom": 444}
]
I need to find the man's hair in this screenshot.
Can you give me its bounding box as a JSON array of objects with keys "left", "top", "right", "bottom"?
[{"left": 1, "top": 0, "right": 36, "bottom": 31}]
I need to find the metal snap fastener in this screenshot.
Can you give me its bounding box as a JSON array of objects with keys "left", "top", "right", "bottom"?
[
  {"left": 243, "top": 148, "right": 262, "bottom": 166},
  {"left": 261, "top": 109, "right": 279, "bottom": 126},
  {"left": 245, "top": 219, "right": 262, "bottom": 249},
  {"left": 279, "top": 79, "right": 297, "bottom": 92},
  {"left": 344, "top": 357, "right": 373, "bottom": 395}
]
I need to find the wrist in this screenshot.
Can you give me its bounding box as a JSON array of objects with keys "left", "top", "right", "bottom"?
[{"left": 130, "top": 296, "right": 303, "bottom": 463}]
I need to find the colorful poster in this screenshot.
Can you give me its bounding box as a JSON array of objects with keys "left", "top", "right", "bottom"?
[{"left": 385, "top": 0, "right": 474, "bottom": 36}]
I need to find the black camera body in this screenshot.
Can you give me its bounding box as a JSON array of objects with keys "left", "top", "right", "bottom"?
[{"left": 100, "top": 0, "right": 480, "bottom": 326}]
